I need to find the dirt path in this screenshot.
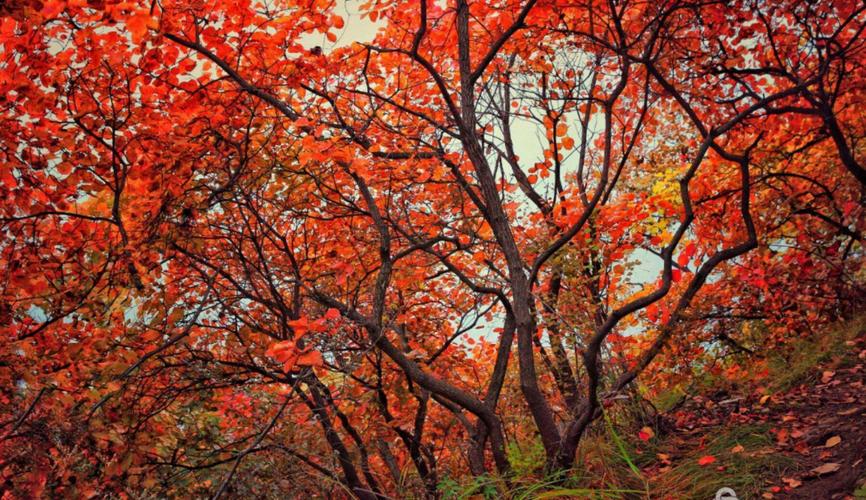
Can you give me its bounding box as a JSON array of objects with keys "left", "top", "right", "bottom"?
[{"left": 769, "top": 349, "right": 866, "bottom": 499}]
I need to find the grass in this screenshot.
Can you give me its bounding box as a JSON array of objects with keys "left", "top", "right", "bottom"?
[
  {"left": 437, "top": 425, "right": 647, "bottom": 499},
  {"left": 436, "top": 472, "right": 642, "bottom": 499},
  {"left": 652, "top": 385, "right": 688, "bottom": 414},
  {"left": 765, "top": 315, "right": 865, "bottom": 393},
  {"left": 437, "top": 423, "right": 792, "bottom": 499},
  {"left": 646, "top": 424, "right": 793, "bottom": 499}
]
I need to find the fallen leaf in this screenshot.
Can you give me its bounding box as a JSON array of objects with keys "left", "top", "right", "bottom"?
[
  {"left": 825, "top": 436, "right": 841, "bottom": 448},
  {"left": 759, "top": 394, "right": 771, "bottom": 405},
  {"left": 810, "top": 462, "right": 841, "bottom": 476},
  {"left": 776, "top": 428, "right": 789, "bottom": 445},
  {"left": 731, "top": 444, "right": 745, "bottom": 454},
  {"left": 838, "top": 407, "right": 861, "bottom": 416},
  {"left": 638, "top": 426, "right": 655, "bottom": 441},
  {"left": 697, "top": 455, "right": 716, "bottom": 466},
  {"left": 782, "top": 477, "right": 802, "bottom": 488},
  {"left": 821, "top": 370, "right": 835, "bottom": 383},
  {"left": 794, "top": 441, "right": 810, "bottom": 455}
]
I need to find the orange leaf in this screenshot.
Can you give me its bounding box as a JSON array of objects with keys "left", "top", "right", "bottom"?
[
  {"left": 776, "top": 428, "right": 789, "bottom": 444},
  {"left": 282, "top": 356, "right": 298, "bottom": 373},
  {"left": 697, "top": 455, "right": 716, "bottom": 466},
  {"left": 555, "top": 123, "right": 567, "bottom": 137},
  {"left": 126, "top": 11, "right": 154, "bottom": 43},
  {"left": 782, "top": 477, "right": 802, "bottom": 488},
  {"left": 266, "top": 341, "right": 296, "bottom": 362},
  {"left": 296, "top": 350, "right": 323, "bottom": 367},
  {"left": 810, "top": 462, "right": 840, "bottom": 476}
]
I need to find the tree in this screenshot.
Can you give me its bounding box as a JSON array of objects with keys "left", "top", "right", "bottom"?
[{"left": 1, "top": 0, "right": 864, "bottom": 497}]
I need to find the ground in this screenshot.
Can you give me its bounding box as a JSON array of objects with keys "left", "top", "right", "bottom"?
[{"left": 641, "top": 325, "right": 866, "bottom": 499}]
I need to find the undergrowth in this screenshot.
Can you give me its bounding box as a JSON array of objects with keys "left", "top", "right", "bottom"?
[
  {"left": 764, "top": 315, "right": 865, "bottom": 393},
  {"left": 438, "top": 421, "right": 791, "bottom": 500},
  {"left": 438, "top": 316, "right": 866, "bottom": 499}
]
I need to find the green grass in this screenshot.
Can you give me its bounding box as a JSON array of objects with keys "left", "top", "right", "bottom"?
[
  {"left": 646, "top": 424, "right": 793, "bottom": 499},
  {"left": 436, "top": 471, "right": 641, "bottom": 500},
  {"left": 437, "top": 425, "right": 648, "bottom": 499},
  {"left": 652, "top": 385, "right": 688, "bottom": 414},
  {"left": 765, "top": 315, "right": 865, "bottom": 393},
  {"left": 437, "top": 423, "right": 792, "bottom": 499}
]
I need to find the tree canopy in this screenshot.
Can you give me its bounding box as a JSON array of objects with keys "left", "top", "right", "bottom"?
[{"left": 1, "top": 0, "right": 864, "bottom": 497}]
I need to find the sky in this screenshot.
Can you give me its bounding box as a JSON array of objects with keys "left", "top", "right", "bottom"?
[{"left": 300, "top": 0, "right": 382, "bottom": 50}]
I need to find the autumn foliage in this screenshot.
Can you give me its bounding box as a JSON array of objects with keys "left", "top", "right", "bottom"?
[{"left": 1, "top": 0, "right": 865, "bottom": 497}]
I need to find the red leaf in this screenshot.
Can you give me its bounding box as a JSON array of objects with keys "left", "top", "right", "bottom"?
[
  {"left": 288, "top": 317, "right": 309, "bottom": 339},
  {"left": 638, "top": 426, "right": 655, "bottom": 441}
]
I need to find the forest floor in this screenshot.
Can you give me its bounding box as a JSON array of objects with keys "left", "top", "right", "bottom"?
[{"left": 640, "top": 322, "right": 866, "bottom": 499}]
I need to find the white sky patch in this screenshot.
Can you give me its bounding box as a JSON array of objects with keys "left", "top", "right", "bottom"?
[{"left": 299, "top": 0, "right": 382, "bottom": 50}]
